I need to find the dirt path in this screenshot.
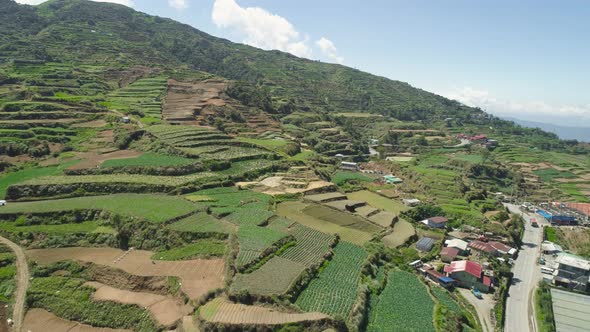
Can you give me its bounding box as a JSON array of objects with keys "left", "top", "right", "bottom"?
[{"left": 0, "top": 236, "right": 28, "bottom": 332}]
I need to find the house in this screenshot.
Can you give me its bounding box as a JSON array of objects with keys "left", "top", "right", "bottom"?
[
  {"left": 468, "top": 240, "right": 517, "bottom": 257},
  {"left": 441, "top": 247, "right": 460, "bottom": 263},
  {"left": 383, "top": 174, "right": 403, "bottom": 184},
  {"left": 421, "top": 216, "right": 449, "bottom": 229},
  {"left": 340, "top": 161, "right": 359, "bottom": 171},
  {"left": 469, "top": 134, "right": 487, "bottom": 142},
  {"left": 402, "top": 198, "right": 421, "bottom": 207},
  {"left": 416, "top": 237, "right": 436, "bottom": 252},
  {"left": 554, "top": 253, "right": 590, "bottom": 291},
  {"left": 444, "top": 239, "right": 469, "bottom": 254},
  {"left": 443, "top": 260, "right": 492, "bottom": 293}
]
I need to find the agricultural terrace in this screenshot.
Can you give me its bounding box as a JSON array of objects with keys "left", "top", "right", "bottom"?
[
  {"left": 0, "top": 161, "right": 79, "bottom": 198},
  {"left": 231, "top": 256, "right": 305, "bottom": 296},
  {"left": 100, "top": 153, "right": 195, "bottom": 168},
  {"left": 186, "top": 187, "right": 287, "bottom": 268},
  {"left": 87, "top": 281, "right": 191, "bottom": 327},
  {"left": 23, "top": 309, "right": 132, "bottom": 332},
  {"left": 27, "top": 277, "right": 157, "bottom": 331},
  {"left": 101, "top": 76, "right": 168, "bottom": 123},
  {"left": 382, "top": 219, "right": 416, "bottom": 248},
  {"left": 0, "top": 194, "right": 198, "bottom": 223},
  {"left": 295, "top": 242, "right": 368, "bottom": 318},
  {"left": 279, "top": 223, "right": 336, "bottom": 267},
  {"left": 168, "top": 213, "right": 235, "bottom": 235},
  {"left": 367, "top": 271, "right": 435, "bottom": 332},
  {"left": 347, "top": 190, "right": 409, "bottom": 215},
  {"left": 200, "top": 297, "right": 329, "bottom": 326},
  {"left": 147, "top": 125, "right": 272, "bottom": 161},
  {"left": 0, "top": 244, "right": 15, "bottom": 303},
  {"left": 16, "top": 172, "right": 216, "bottom": 186},
  {"left": 152, "top": 239, "right": 226, "bottom": 260},
  {"left": 26, "top": 247, "right": 224, "bottom": 300},
  {"left": 277, "top": 201, "right": 377, "bottom": 245},
  {"left": 0, "top": 221, "right": 112, "bottom": 235}
]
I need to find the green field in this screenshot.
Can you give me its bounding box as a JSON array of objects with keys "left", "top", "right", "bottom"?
[
  {"left": 331, "top": 171, "right": 374, "bottom": 186},
  {"left": 347, "top": 190, "right": 408, "bottom": 215},
  {"left": 152, "top": 239, "right": 226, "bottom": 260},
  {"left": 19, "top": 171, "right": 216, "bottom": 187},
  {"left": 231, "top": 256, "right": 305, "bottom": 296},
  {"left": 0, "top": 194, "right": 198, "bottom": 223},
  {"left": 295, "top": 242, "right": 367, "bottom": 318},
  {"left": 279, "top": 223, "right": 336, "bottom": 267},
  {"left": 100, "top": 153, "right": 195, "bottom": 168},
  {"left": 168, "top": 213, "right": 234, "bottom": 234},
  {"left": 367, "top": 270, "right": 435, "bottom": 332},
  {"left": 0, "top": 161, "right": 79, "bottom": 198}
]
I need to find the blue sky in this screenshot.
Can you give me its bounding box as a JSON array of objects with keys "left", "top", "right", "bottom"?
[{"left": 16, "top": 0, "right": 590, "bottom": 126}]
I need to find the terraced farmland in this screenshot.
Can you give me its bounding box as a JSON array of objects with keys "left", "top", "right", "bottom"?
[
  {"left": 279, "top": 223, "right": 336, "bottom": 267},
  {"left": 231, "top": 256, "right": 305, "bottom": 296},
  {"left": 200, "top": 297, "right": 329, "bottom": 326},
  {"left": 100, "top": 153, "right": 195, "bottom": 168},
  {"left": 0, "top": 194, "right": 198, "bottom": 223},
  {"left": 168, "top": 213, "right": 235, "bottom": 234},
  {"left": 295, "top": 242, "right": 368, "bottom": 318},
  {"left": 367, "top": 270, "right": 435, "bottom": 332},
  {"left": 101, "top": 77, "right": 168, "bottom": 123}
]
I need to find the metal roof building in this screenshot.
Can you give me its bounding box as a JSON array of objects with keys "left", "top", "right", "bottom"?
[{"left": 416, "top": 237, "right": 436, "bottom": 252}]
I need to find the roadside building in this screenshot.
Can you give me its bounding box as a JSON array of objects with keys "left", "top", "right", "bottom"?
[
  {"left": 339, "top": 161, "right": 359, "bottom": 171},
  {"left": 537, "top": 209, "right": 576, "bottom": 226},
  {"left": 444, "top": 238, "right": 469, "bottom": 255},
  {"left": 468, "top": 240, "right": 516, "bottom": 257},
  {"left": 443, "top": 260, "right": 492, "bottom": 293},
  {"left": 554, "top": 253, "right": 590, "bottom": 291},
  {"left": 441, "top": 247, "right": 460, "bottom": 263},
  {"left": 416, "top": 237, "right": 436, "bottom": 252},
  {"left": 420, "top": 216, "right": 449, "bottom": 229}
]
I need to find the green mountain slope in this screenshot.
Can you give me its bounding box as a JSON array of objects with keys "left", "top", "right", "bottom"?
[{"left": 2, "top": 0, "right": 473, "bottom": 119}]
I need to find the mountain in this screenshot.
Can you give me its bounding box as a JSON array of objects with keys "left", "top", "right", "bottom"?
[
  {"left": 1, "top": 0, "right": 477, "bottom": 121},
  {"left": 503, "top": 117, "right": 590, "bottom": 143}
]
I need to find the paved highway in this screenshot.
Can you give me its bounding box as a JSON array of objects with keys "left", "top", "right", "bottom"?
[{"left": 504, "top": 204, "right": 545, "bottom": 332}]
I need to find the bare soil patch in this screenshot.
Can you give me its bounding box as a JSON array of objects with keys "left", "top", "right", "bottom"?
[
  {"left": 86, "top": 282, "right": 192, "bottom": 326},
  {"left": 163, "top": 79, "right": 228, "bottom": 123},
  {"left": 23, "top": 308, "right": 131, "bottom": 332},
  {"left": 27, "top": 247, "right": 224, "bottom": 300},
  {"left": 200, "top": 297, "right": 328, "bottom": 325},
  {"left": 67, "top": 150, "right": 143, "bottom": 170},
  {"left": 382, "top": 219, "right": 415, "bottom": 248}
]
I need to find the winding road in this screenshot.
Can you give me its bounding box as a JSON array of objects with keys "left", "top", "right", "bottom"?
[{"left": 0, "top": 236, "right": 28, "bottom": 332}]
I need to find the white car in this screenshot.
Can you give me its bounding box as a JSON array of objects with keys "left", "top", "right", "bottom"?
[{"left": 0, "top": 200, "right": 6, "bottom": 206}]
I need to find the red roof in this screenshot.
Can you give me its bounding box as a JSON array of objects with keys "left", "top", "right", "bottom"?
[
  {"left": 429, "top": 216, "right": 448, "bottom": 224},
  {"left": 444, "top": 260, "right": 482, "bottom": 279},
  {"left": 468, "top": 240, "right": 496, "bottom": 253},
  {"left": 426, "top": 269, "right": 444, "bottom": 279},
  {"left": 441, "top": 247, "right": 460, "bottom": 258},
  {"left": 483, "top": 276, "right": 492, "bottom": 287},
  {"left": 489, "top": 241, "right": 513, "bottom": 253}
]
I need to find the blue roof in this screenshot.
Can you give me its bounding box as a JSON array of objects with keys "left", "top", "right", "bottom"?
[
  {"left": 438, "top": 277, "right": 455, "bottom": 283},
  {"left": 537, "top": 209, "right": 552, "bottom": 219}
]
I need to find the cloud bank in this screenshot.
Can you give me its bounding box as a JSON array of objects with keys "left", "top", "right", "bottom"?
[
  {"left": 442, "top": 87, "right": 590, "bottom": 126},
  {"left": 212, "top": 0, "right": 343, "bottom": 63},
  {"left": 168, "top": 0, "right": 188, "bottom": 10}
]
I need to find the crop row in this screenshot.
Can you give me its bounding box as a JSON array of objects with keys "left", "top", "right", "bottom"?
[
  {"left": 367, "top": 270, "right": 435, "bottom": 332},
  {"left": 295, "top": 242, "right": 367, "bottom": 318},
  {"left": 231, "top": 256, "right": 305, "bottom": 296},
  {"left": 280, "top": 224, "right": 336, "bottom": 267},
  {"left": 18, "top": 172, "right": 216, "bottom": 186}
]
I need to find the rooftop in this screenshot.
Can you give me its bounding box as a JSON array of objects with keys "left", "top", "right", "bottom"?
[
  {"left": 429, "top": 216, "right": 448, "bottom": 224},
  {"left": 441, "top": 247, "right": 460, "bottom": 257},
  {"left": 556, "top": 253, "right": 590, "bottom": 271},
  {"left": 445, "top": 238, "right": 468, "bottom": 251},
  {"left": 444, "top": 260, "right": 482, "bottom": 278}
]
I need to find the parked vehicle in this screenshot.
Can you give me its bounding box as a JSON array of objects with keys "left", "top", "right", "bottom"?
[
  {"left": 472, "top": 288, "right": 483, "bottom": 299},
  {"left": 538, "top": 257, "right": 546, "bottom": 265},
  {"left": 541, "top": 267, "right": 554, "bottom": 274},
  {"left": 0, "top": 200, "right": 6, "bottom": 206},
  {"left": 531, "top": 219, "right": 539, "bottom": 227}
]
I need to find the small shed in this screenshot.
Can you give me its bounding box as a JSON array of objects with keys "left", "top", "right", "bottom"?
[
  {"left": 416, "top": 237, "right": 436, "bottom": 252},
  {"left": 403, "top": 198, "right": 421, "bottom": 207},
  {"left": 383, "top": 175, "right": 403, "bottom": 184},
  {"left": 121, "top": 116, "right": 130, "bottom": 123}
]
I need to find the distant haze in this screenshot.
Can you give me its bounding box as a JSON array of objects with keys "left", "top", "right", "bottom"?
[{"left": 503, "top": 117, "right": 590, "bottom": 142}]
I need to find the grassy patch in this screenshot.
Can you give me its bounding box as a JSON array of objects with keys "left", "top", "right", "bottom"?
[
  {"left": 168, "top": 213, "right": 234, "bottom": 234},
  {"left": 0, "top": 160, "right": 79, "bottom": 198},
  {"left": 100, "top": 153, "right": 195, "bottom": 168},
  {"left": 331, "top": 171, "right": 374, "bottom": 186},
  {"left": 0, "top": 194, "right": 198, "bottom": 223}
]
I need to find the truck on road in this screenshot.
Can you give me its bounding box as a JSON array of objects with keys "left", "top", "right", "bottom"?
[{"left": 531, "top": 218, "right": 539, "bottom": 227}]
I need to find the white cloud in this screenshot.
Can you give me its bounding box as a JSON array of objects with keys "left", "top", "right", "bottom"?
[
  {"left": 316, "top": 37, "right": 344, "bottom": 64},
  {"left": 441, "top": 86, "right": 590, "bottom": 126},
  {"left": 168, "top": 0, "right": 188, "bottom": 10},
  {"left": 14, "top": 0, "right": 134, "bottom": 7},
  {"left": 212, "top": 0, "right": 312, "bottom": 58}
]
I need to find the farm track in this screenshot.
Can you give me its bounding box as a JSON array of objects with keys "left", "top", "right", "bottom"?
[{"left": 0, "top": 236, "right": 28, "bottom": 332}]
